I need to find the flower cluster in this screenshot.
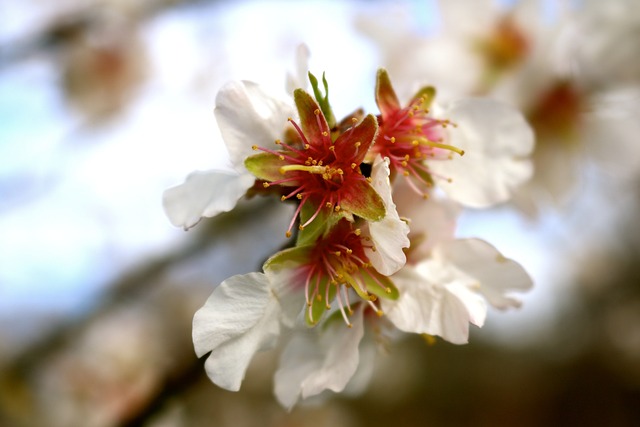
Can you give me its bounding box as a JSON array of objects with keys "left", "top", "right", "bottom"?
[{"left": 163, "top": 64, "right": 534, "bottom": 408}]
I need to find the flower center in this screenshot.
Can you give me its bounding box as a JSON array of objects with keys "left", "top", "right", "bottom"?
[
  {"left": 475, "top": 16, "right": 529, "bottom": 85},
  {"left": 302, "top": 222, "right": 392, "bottom": 327},
  {"left": 253, "top": 114, "right": 368, "bottom": 237},
  {"left": 374, "top": 96, "right": 464, "bottom": 196}
]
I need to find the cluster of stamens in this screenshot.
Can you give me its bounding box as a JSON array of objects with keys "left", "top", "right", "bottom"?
[
  {"left": 303, "top": 225, "right": 390, "bottom": 327},
  {"left": 252, "top": 110, "right": 368, "bottom": 237},
  {"left": 374, "top": 96, "right": 464, "bottom": 197}
]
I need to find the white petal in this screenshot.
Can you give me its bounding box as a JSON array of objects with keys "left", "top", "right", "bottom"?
[
  {"left": 215, "top": 80, "right": 294, "bottom": 169},
  {"left": 162, "top": 169, "right": 255, "bottom": 230},
  {"left": 192, "top": 272, "right": 281, "bottom": 391},
  {"left": 383, "top": 262, "right": 487, "bottom": 344},
  {"left": 393, "top": 179, "right": 461, "bottom": 260},
  {"left": 437, "top": 238, "right": 533, "bottom": 309},
  {"left": 429, "top": 98, "right": 534, "bottom": 207},
  {"left": 274, "top": 308, "right": 365, "bottom": 410},
  {"left": 286, "top": 43, "right": 310, "bottom": 94},
  {"left": 366, "top": 156, "right": 410, "bottom": 275}
]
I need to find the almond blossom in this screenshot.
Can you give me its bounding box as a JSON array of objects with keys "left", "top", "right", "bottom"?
[
  {"left": 180, "top": 58, "right": 534, "bottom": 409},
  {"left": 371, "top": 68, "right": 534, "bottom": 208}
]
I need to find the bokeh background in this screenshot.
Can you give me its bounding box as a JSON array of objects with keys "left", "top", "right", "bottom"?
[{"left": 1, "top": 0, "right": 639, "bottom": 426}]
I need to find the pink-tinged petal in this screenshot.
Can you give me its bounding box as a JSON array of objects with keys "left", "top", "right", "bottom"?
[
  {"left": 375, "top": 68, "right": 402, "bottom": 118},
  {"left": 437, "top": 238, "right": 533, "bottom": 309},
  {"left": 215, "top": 80, "right": 293, "bottom": 169},
  {"left": 162, "top": 170, "right": 255, "bottom": 230},
  {"left": 383, "top": 262, "right": 487, "bottom": 344},
  {"left": 293, "top": 89, "right": 330, "bottom": 148},
  {"left": 192, "top": 272, "right": 282, "bottom": 391},
  {"left": 334, "top": 114, "right": 378, "bottom": 164},
  {"left": 365, "top": 156, "right": 410, "bottom": 275},
  {"left": 274, "top": 307, "right": 365, "bottom": 410},
  {"left": 429, "top": 98, "right": 534, "bottom": 207},
  {"left": 339, "top": 179, "right": 386, "bottom": 222}
]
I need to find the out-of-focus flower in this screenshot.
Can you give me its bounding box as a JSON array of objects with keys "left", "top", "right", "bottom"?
[
  {"left": 360, "top": 0, "right": 640, "bottom": 215},
  {"left": 62, "top": 19, "right": 147, "bottom": 123}
]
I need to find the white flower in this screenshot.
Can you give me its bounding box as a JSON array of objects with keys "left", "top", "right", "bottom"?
[
  {"left": 382, "top": 238, "right": 532, "bottom": 344},
  {"left": 163, "top": 81, "right": 293, "bottom": 229}
]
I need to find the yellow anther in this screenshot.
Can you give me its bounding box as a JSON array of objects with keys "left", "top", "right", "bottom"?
[
  {"left": 286, "top": 231, "right": 292, "bottom": 238},
  {"left": 299, "top": 225, "right": 305, "bottom": 231},
  {"left": 385, "top": 287, "right": 392, "bottom": 294},
  {"left": 351, "top": 163, "right": 357, "bottom": 169},
  {"left": 390, "top": 137, "right": 396, "bottom": 143},
  {"left": 280, "top": 195, "right": 286, "bottom": 201},
  {"left": 325, "top": 202, "right": 333, "bottom": 208},
  {"left": 366, "top": 177, "right": 372, "bottom": 183},
  {"left": 275, "top": 139, "right": 281, "bottom": 145},
  {"left": 334, "top": 205, "right": 341, "bottom": 212},
  {"left": 279, "top": 155, "right": 285, "bottom": 160},
  {"left": 329, "top": 146, "right": 335, "bottom": 151},
  {"left": 314, "top": 109, "right": 321, "bottom": 115},
  {"left": 354, "top": 141, "right": 361, "bottom": 148},
  {"left": 304, "top": 144, "right": 310, "bottom": 149},
  {"left": 322, "top": 131, "right": 329, "bottom": 137},
  {"left": 376, "top": 310, "right": 384, "bottom": 317},
  {"left": 296, "top": 194, "right": 303, "bottom": 199},
  {"left": 346, "top": 249, "right": 353, "bottom": 255},
  {"left": 252, "top": 145, "right": 258, "bottom": 150},
  {"left": 354, "top": 229, "right": 361, "bottom": 236},
  {"left": 263, "top": 182, "right": 270, "bottom": 188},
  {"left": 334, "top": 251, "right": 342, "bottom": 257}
]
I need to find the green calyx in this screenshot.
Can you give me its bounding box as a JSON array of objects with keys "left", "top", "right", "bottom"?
[{"left": 308, "top": 71, "right": 336, "bottom": 129}]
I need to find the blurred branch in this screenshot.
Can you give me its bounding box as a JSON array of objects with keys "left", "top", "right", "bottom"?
[{"left": 0, "top": 196, "right": 280, "bottom": 426}]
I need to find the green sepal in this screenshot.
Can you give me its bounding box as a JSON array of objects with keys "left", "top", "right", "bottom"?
[
  {"left": 413, "top": 162, "right": 435, "bottom": 188},
  {"left": 296, "top": 201, "right": 341, "bottom": 247},
  {"left": 263, "top": 244, "right": 312, "bottom": 272},
  {"left": 360, "top": 270, "right": 399, "bottom": 301},
  {"left": 339, "top": 179, "right": 386, "bottom": 222},
  {"left": 412, "top": 86, "right": 437, "bottom": 110},
  {"left": 244, "top": 152, "right": 290, "bottom": 183},
  {"left": 305, "top": 277, "right": 337, "bottom": 326},
  {"left": 308, "top": 71, "right": 336, "bottom": 129},
  {"left": 342, "top": 271, "right": 373, "bottom": 302}
]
